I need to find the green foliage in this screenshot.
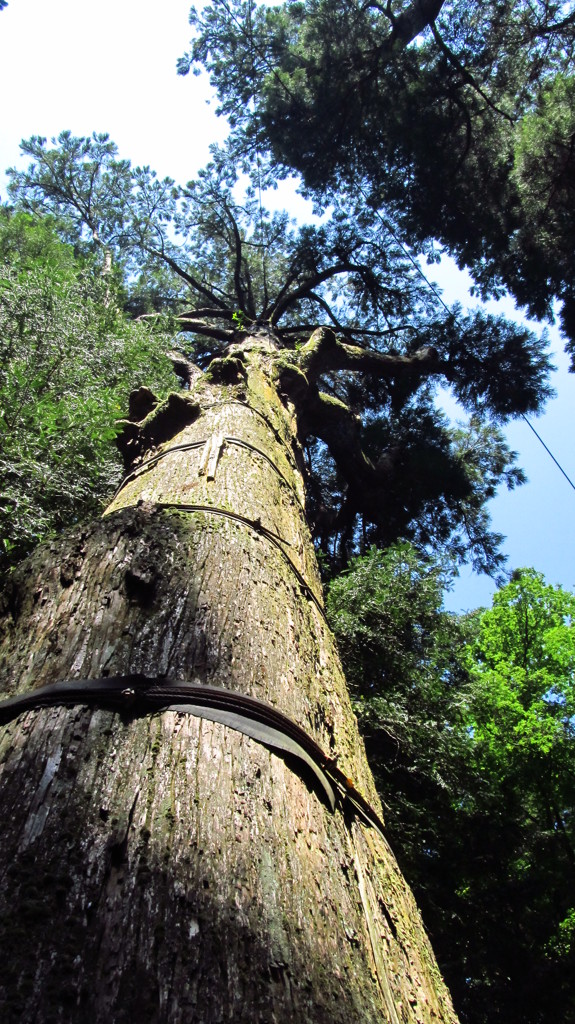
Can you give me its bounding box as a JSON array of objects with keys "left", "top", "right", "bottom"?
[
  {"left": 511, "top": 72, "right": 575, "bottom": 346},
  {"left": 0, "top": 210, "right": 176, "bottom": 570},
  {"left": 0, "top": 208, "right": 80, "bottom": 275},
  {"left": 547, "top": 907, "right": 575, "bottom": 959},
  {"left": 327, "top": 542, "right": 474, "bottom": 857},
  {"left": 310, "top": 410, "right": 527, "bottom": 577},
  {"left": 454, "top": 570, "right": 575, "bottom": 1024},
  {"left": 329, "top": 555, "right": 575, "bottom": 1024},
  {"left": 470, "top": 568, "right": 575, "bottom": 769},
  {"left": 8, "top": 132, "right": 133, "bottom": 253}
]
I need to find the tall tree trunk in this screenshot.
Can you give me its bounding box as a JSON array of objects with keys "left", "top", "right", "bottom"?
[{"left": 0, "top": 335, "right": 457, "bottom": 1024}]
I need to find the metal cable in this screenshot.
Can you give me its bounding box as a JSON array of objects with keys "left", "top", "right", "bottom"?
[{"left": 113, "top": 435, "right": 302, "bottom": 506}]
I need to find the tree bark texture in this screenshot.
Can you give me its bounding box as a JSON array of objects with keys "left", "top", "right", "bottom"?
[{"left": 0, "top": 336, "right": 458, "bottom": 1023}]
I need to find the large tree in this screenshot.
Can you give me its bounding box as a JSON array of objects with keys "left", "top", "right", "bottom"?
[
  {"left": 0, "top": 139, "right": 552, "bottom": 1021},
  {"left": 0, "top": 336, "right": 464, "bottom": 1024},
  {"left": 182, "top": 0, "right": 575, "bottom": 354}
]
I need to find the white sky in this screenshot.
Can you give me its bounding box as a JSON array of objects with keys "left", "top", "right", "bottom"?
[
  {"left": 0, "top": 0, "right": 224, "bottom": 188},
  {"left": 1, "top": 0, "right": 574, "bottom": 610}
]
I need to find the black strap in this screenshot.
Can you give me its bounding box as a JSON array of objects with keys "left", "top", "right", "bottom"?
[
  {"left": 0, "top": 676, "right": 386, "bottom": 839},
  {"left": 148, "top": 503, "right": 326, "bottom": 617}
]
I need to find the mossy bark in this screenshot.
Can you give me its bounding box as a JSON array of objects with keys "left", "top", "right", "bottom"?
[{"left": 0, "top": 336, "right": 457, "bottom": 1023}]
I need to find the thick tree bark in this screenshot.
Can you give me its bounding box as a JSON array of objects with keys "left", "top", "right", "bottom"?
[{"left": 0, "top": 334, "right": 457, "bottom": 1023}]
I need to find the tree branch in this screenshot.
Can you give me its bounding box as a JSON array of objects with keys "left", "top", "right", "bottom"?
[
  {"left": 430, "top": 23, "right": 516, "bottom": 123},
  {"left": 386, "top": 0, "right": 447, "bottom": 47},
  {"left": 148, "top": 249, "right": 230, "bottom": 309},
  {"left": 269, "top": 263, "right": 353, "bottom": 324},
  {"left": 221, "top": 197, "right": 249, "bottom": 314},
  {"left": 178, "top": 307, "right": 236, "bottom": 321},
  {"left": 296, "top": 327, "right": 448, "bottom": 383},
  {"left": 175, "top": 315, "right": 234, "bottom": 342}
]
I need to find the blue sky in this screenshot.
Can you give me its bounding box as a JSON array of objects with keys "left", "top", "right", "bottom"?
[{"left": 1, "top": 0, "right": 573, "bottom": 611}]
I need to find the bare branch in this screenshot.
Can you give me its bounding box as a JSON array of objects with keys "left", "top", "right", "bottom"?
[
  {"left": 176, "top": 315, "right": 235, "bottom": 342},
  {"left": 149, "top": 249, "right": 230, "bottom": 309}
]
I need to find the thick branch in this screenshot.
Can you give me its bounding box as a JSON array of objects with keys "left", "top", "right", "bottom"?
[
  {"left": 269, "top": 264, "right": 352, "bottom": 325},
  {"left": 271, "top": 327, "right": 453, "bottom": 520},
  {"left": 175, "top": 315, "right": 234, "bottom": 342},
  {"left": 363, "top": 0, "right": 446, "bottom": 49},
  {"left": 307, "top": 392, "right": 376, "bottom": 485},
  {"left": 178, "top": 307, "right": 236, "bottom": 321},
  {"left": 296, "top": 327, "right": 447, "bottom": 383},
  {"left": 275, "top": 342, "right": 411, "bottom": 521},
  {"left": 280, "top": 321, "right": 416, "bottom": 341},
  {"left": 386, "top": 0, "right": 447, "bottom": 47},
  {"left": 222, "top": 198, "right": 249, "bottom": 314},
  {"left": 306, "top": 291, "right": 353, "bottom": 336},
  {"left": 167, "top": 351, "right": 203, "bottom": 388},
  {"left": 297, "top": 386, "right": 401, "bottom": 521},
  {"left": 261, "top": 262, "right": 304, "bottom": 322}
]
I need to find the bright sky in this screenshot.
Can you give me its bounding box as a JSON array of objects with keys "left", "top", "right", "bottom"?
[{"left": 1, "top": 0, "right": 574, "bottom": 611}]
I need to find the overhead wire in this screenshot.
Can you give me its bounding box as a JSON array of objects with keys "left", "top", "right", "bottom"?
[
  {"left": 207, "top": 4, "right": 574, "bottom": 493},
  {"left": 520, "top": 415, "right": 575, "bottom": 493},
  {"left": 362, "top": 189, "right": 575, "bottom": 495}
]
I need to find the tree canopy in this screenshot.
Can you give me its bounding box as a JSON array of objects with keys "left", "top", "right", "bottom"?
[
  {"left": 181, "top": 0, "right": 575, "bottom": 356},
  {"left": 458, "top": 569, "right": 575, "bottom": 1024},
  {"left": 5, "top": 132, "right": 553, "bottom": 575}
]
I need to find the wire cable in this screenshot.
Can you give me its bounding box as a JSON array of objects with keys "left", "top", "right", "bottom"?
[
  {"left": 520, "top": 414, "right": 575, "bottom": 493},
  {"left": 363, "top": 188, "right": 575, "bottom": 494}
]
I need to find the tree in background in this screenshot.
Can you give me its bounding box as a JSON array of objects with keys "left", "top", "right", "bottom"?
[
  {"left": 326, "top": 544, "right": 473, "bottom": 865},
  {"left": 182, "top": 0, "right": 575, "bottom": 356},
  {"left": 460, "top": 568, "right": 575, "bottom": 1024},
  {"left": 329, "top": 555, "right": 575, "bottom": 1024}
]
